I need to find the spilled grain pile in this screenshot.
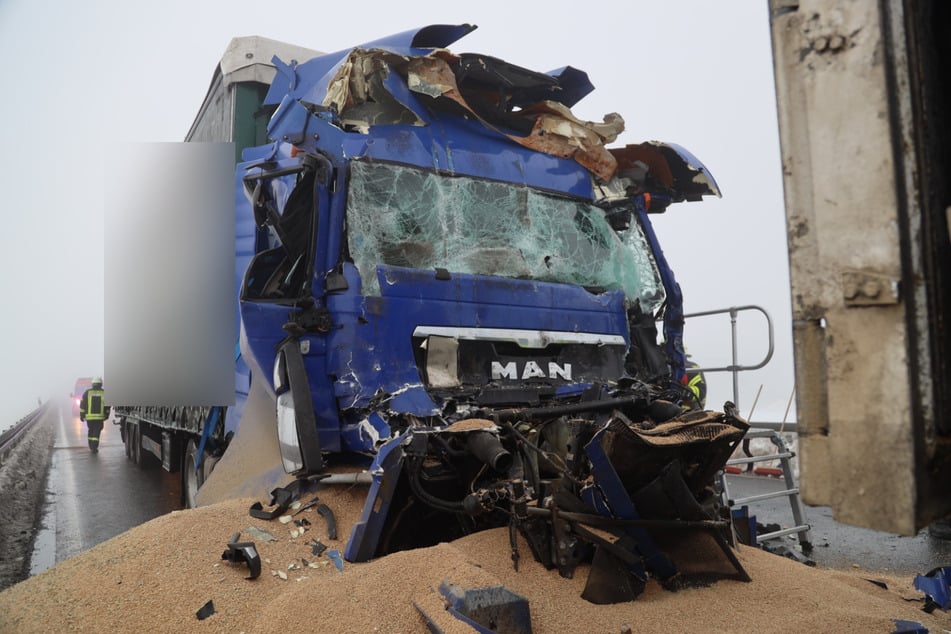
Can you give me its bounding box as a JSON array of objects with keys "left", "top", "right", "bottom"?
[{"left": 1, "top": 482, "right": 947, "bottom": 634}]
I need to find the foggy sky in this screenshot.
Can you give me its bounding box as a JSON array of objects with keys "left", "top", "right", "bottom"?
[{"left": 0, "top": 1, "right": 792, "bottom": 428}]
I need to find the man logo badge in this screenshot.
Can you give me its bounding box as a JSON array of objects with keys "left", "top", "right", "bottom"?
[{"left": 491, "top": 361, "right": 572, "bottom": 381}]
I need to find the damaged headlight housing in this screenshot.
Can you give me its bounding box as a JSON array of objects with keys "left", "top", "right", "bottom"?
[{"left": 274, "top": 350, "right": 304, "bottom": 473}]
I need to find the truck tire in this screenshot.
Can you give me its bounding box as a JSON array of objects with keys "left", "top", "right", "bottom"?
[
  {"left": 123, "top": 422, "right": 133, "bottom": 460},
  {"left": 183, "top": 440, "right": 205, "bottom": 509},
  {"left": 130, "top": 423, "right": 159, "bottom": 469},
  {"left": 128, "top": 422, "right": 140, "bottom": 464}
]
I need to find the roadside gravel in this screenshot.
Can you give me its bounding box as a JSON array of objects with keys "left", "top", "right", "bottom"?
[{"left": 0, "top": 407, "right": 55, "bottom": 590}]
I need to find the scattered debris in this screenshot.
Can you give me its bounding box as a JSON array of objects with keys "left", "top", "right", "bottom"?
[
  {"left": 220, "top": 532, "right": 262, "bottom": 580},
  {"left": 249, "top": 482, "right": 302, "bottom": 520},
  {"left": 279, "top": 515, "right": 293, "bottom": 524},
  {"left": 759, "top": 542, "right": 815, "bottom": 567},
  {"left": 327, "top": 549, "right": 344, "bottom": 572},
  {"left": 310, "top": 540, "right": 328, "bottom": 557},
  {"left": 317, "top": 503, "right": 337, "bottom": 539},
  {"left": 243, "top": 526, "right": 278, "bottom": 542},
  {"left": 891, "top": 619, "right": 929, "bottom": 633},
  {"left": 434, "top": 580, "right": 533, "bottom": 634},
  {"left": 914, "top": 566, "right": 951, "bottom": 613},
  {"left": 195, "top": 599, "right": 215, "bottom": 621},
  {"left": 293, "top": 497, "right": 321, "bottom": 516}
]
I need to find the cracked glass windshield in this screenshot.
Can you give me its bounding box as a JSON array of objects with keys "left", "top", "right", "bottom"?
[{"left": 346, "top": 161, "right": 666, "bottom": 312}]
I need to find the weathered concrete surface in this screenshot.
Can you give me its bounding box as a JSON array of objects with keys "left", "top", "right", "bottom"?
[{"left": 770, "top": 0, "right": 942, "bottom": 534}]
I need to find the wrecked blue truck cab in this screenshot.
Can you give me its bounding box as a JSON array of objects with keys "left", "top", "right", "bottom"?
[{"left": 238, "top": 24, "right": 747, "bottom": 600}]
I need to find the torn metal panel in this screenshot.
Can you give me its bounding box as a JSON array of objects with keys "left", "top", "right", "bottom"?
[
  {"left": 321, "top": 49, "right": 623, "bottom": 181},
  {"left": 263, "top": 23, "right": 477, "bottom": 108},
  {"left": 511, "top": 101, "right": 623, "bottom": 183},
  {"left": 607, "top": 142, "right": 722, "bottom": 206},
  {"left": 451, "top": 53, "right": 591, "bottom": 111},
  {"left": 406, "top": 53, "right": 622, "bottom": 182},
  {"left": 323, "top": 50, "right": 428, "bottom": 132},
  {"left": 543, "top": 66, "right": 595, "bottom": 108}
]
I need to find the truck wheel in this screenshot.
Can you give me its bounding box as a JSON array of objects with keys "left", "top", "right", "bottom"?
[
  {"left": 183, "top": 440, "right": 205, "bottom": 509},
  {"left": 123, "top": 422, "right": 133, "bottom": 460},
  {"left": 136, "top": 425, "right": 161, "bottom": 469},
  {"left": 129, "top": 423, "right": 141, "bottom": 464}
]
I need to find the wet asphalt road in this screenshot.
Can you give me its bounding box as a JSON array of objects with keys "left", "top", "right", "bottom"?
[{"left": 30, "top": 405, "right": 182, "bottom": 574}]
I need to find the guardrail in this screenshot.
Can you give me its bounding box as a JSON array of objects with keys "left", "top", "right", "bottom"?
[{"left": 0, "top": 402, "right": 50, "bottom": 467}]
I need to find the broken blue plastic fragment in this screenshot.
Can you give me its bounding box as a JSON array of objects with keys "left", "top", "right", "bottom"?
[
  {"left": 326, "top": 549, "right": 344, "bottom": 572},
  {"left": 892, "top": 619, "right": 928, "bottom": 633},
  {"left": 437, "top": 581, "right": 532, "bottom": 634},
  {"left": 914, "top": 566, "right": 951, "bottom": 612}
]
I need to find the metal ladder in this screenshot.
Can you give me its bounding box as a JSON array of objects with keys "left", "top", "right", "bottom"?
[
  {"left": 683, "top": 305, "right": 811, "bottom": 549},
  {"left": 720, "top": 428, "right": 812, "bottom": 548}
]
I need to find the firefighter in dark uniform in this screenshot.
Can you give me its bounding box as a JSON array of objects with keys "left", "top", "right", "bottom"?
[{"left": 79, "top": 377, "right": 110, "bottom": 452}]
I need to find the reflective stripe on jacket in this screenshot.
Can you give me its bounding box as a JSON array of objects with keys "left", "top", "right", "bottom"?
[{"left": 81, "top": 388, "right": 108, "bottom": 421}]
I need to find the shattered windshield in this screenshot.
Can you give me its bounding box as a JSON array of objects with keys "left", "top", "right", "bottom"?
[{"left": 346, "top": 161, "right": 666, "bottom": 312}]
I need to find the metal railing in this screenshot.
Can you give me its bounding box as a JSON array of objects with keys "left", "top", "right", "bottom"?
[
  {"left": 683, "top": 304, "right": 775, "bottom": 415},
  {"left": 683, "top": 305, "right": 809, "bottom": 548}
]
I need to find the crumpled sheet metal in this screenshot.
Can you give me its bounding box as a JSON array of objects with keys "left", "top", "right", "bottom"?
[
  {"left": 611, "top": 142, "right": 721, "bottom": 201},
  {"left": 324, "top": 50, "right": 428, "bottom": 132},
  {"left": 914, "top": 566, "right": 951, "bottom": 612},
  {"left": 322, "top": 48, "right": 624, "bottom": 182}
]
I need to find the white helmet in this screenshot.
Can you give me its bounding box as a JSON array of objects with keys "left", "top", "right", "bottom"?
[{"left": 92, "top": 377, "right": 103, "bottom": 388}]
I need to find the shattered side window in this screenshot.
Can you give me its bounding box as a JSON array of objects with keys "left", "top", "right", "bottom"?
[
  {"left": 617, "top": 218, "right": 667, "bottom": 314},
  {"left": 346, "top": 161, "right": 666, "bottom": 312}
]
